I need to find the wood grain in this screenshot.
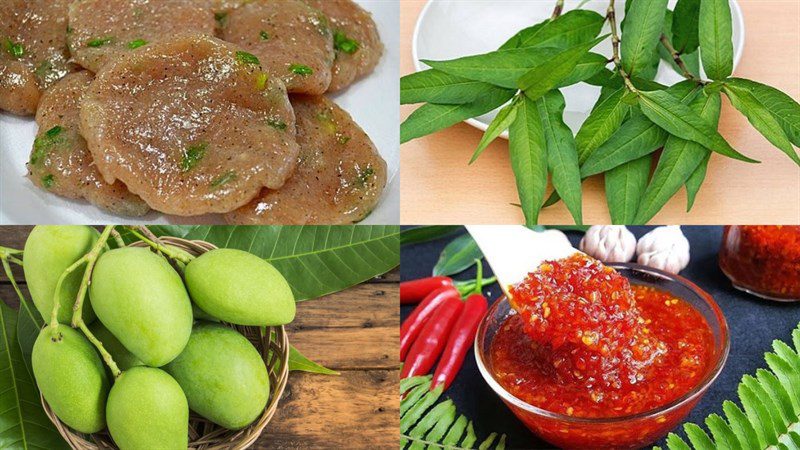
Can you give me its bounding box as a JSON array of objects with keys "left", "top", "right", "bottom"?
[
  {"left": 400, "top": 0, "right": 800, "bottom": 225},
  {"left": 0, "top": 226, "right": 400, "bottom": 449}
]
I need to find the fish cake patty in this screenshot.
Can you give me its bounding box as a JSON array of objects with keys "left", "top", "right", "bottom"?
[
  {"left": 80, "top": 33, "right": 301, "bottom": 216},
  {"left": 27, "top": 71, "right": 150, "bottom": 217},
  {"left": 225, "top": 95, "right": 386, "bottom": 224}
]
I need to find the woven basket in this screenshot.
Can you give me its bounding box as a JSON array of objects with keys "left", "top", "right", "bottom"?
[{"left": 41, "top": 236, "right": 290, "bottom": 450}]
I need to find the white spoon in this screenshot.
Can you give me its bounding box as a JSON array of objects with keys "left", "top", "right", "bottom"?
[{"left": 466, "top": 225, "right": 581, "bottom": 298}]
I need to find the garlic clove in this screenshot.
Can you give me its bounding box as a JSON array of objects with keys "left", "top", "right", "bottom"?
[
  {"left": 579, "top": 225, "right": 636, "bottom": 263},
  {"left": 636, "top": 226, "right": 690, "bottom": 274}
]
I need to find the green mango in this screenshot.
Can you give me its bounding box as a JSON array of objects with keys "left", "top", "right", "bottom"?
[
  {"left": 106, "top": 367, "right": 188, "bottom": 450},
  {"left": 32, "top": 326, "right": 110, "bottom": 433},
  {"left": 89, "top": 321, "right": 143, "bottom": 371},
  {"left": 89, "top": 247, "right": 193, "bottom": 366},
  {"left": 165, "top": 322, "right": 269, "bottom": 430},
  {"left": 23, "top": 225, "right": 99, "bottom": 324},
  {"left": 185, "top": 248, "right": 295, "bottom": 326}
]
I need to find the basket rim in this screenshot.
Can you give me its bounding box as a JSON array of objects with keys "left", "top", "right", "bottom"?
[{"left": 41, "top": 235, "right": 291, "bottom": 450}]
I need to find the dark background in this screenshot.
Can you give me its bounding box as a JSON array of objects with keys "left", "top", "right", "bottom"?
[{"left": 401, "top": 226, "right": 800, "bottom": 449}]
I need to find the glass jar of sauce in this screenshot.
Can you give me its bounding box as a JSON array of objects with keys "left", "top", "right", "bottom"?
[{"left": 719, "top": 226, "right": 800, "bottom": 301}]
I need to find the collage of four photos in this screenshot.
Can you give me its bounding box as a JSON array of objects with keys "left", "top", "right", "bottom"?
[{"left": 0, "top": 0, "right": 799, "bottom": 449}]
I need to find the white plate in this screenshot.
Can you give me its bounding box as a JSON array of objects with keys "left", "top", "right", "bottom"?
[
  {"left": 413, "top": 0, "right": 745, "bottom": 137},
  {"left": 0, "top": 0, "right": 399, "bottom": 225}
]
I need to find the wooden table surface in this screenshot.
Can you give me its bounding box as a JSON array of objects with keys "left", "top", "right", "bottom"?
[
  {"left": 0, "top": 226, "right": 399, "bottom": 449},
  {"left": 400, "top": 0, "right": 800, "bottom": 225}
]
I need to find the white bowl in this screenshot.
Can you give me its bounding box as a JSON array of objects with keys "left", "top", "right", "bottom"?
[{"left": 412, "top": 0, "right": 745, "bottom": 138}]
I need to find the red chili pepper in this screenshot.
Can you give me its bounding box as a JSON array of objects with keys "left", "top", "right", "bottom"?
[
  {"left": 400, "top": 276, "right": 453, "bottom": 305},
  {"left": 431, "top": 294, "right": 489, "bottom": 391},
  {"left": 400, "top": 286, "right": 460, "bottom": 361},
  {"left": 401, "top": 296, "right": 464, "bottom": 379}
]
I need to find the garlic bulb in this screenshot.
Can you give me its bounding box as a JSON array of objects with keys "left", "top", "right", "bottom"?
[
  {"left": 636, "top": 226, "right": 690, "bottom": 274},
  {"left": 579, "top": 225, "right": 637, "bottom": 263}
]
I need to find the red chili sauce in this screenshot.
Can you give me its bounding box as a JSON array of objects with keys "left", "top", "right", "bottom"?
[
  {"left": 719, "top": 225, "right": 800, "bottom": 300},
  {"left": 491, "top": 254, "right": 714, "bottom": 418}
]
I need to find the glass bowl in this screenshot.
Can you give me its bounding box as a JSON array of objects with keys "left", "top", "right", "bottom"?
[{"left": 474, "top": 263, "right": 729, "bottom": 450}]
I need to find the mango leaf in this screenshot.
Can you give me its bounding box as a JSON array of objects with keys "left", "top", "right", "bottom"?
[
  {"left": 672, "top": 0, "right": 701, "bottom": 53},
  {"left": 400, "top": 69, "right": 497, "bottom": 105},
  {"left": 400, "top": 87, "right": 515, "bottom": 143},
  {"left": 518, "top": 35, "right": 609, "bottom": 100},
  {"left": 470, "top": 98, "right": 520, "bottom": 164},
  {"left": 288, "top": 345, "right": 338, "bottom": 375},
  {"left": 155, "top": 226, "right": 399, "bottom": 301},
  {"left": 421, "top": 47, "right": 559, "bottom": 89},
  {"left": 726, "top": 78, "right": 800, "bottom": 146},
  {"left": 433, "top": 234, "right": 482, "bottom": 277},
  {"left": 0, "top": 258, "right": 41, "bottom": 379},
  {"left": 685, "top": 153, "right": 711, "bottom": 211},
  {"left": 723, "top": 83, "right": 800, "bottom": 165},
  {"left": 400, "top": 226, "right": 461, "bottom": 246},
  {"left": 575, "top": 86, "right": 631, "bottom": 163},
  {"left": 620, "top": 0, "right": 669, "bottom": 78},
  {"left": 638, "top": 89, "right": 757, "bottom": 162},
  {"left": 0, "top": 301, "right": 67, "bottom": 450},
  {"left": 699, "top": 0, "right": 734, "bottom": 80},
  {"left": 508, "top": 95, "right": 548, "bottom": 225},
  {"left": 536, "top": 90, "right": 583, "bottom": 224},
  {"left": 635, "top": 91, "right": 721, "bottom": 224},
  {"left": 605, "top": 155, "right": 652, "bottom": 224},
  {"left": 502, "top": 10, "right": 605, "bottom": 50}
]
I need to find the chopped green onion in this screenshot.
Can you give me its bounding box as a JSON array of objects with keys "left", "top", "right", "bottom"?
[
  {"left": 334, "top": 31, "right": 360, "bottom": 55},
  {"left": 357, "top": 166, "right": 374, "bottom": 186},
  {"left": 210, "top": 170, "right": 237, "bottom": 188},
  {"left": 5, "top": 39, "right": 24, "bottom": 58},
  {"left": 266, "top": 118, "right": 287, "bottom": 130},
  {"left": 255, "top": 72, "right": 269, "bottom": 90},
  {"left": 289, "top": 64, "right": 313, "bottom": 76},
  {"left": 41, "top": 174, "right": 55, "bottom": 189},
  {"left": 127, "top": 39, "right": 148, "bottom": 49},
  {"left": 215, "top": 12, "right": 229, "bottom": 27},
  {"left": 30, "top": 126, "right": 66, "bottom": 165},
  {"left": 87, "top": 37, "right": 114, "bottom": 48},
  {"left": 46, "top": 126, "right": 63, "bottom": 138},
  {"left": 181, "top": 142, "right": 208, "bottom": 172},
  {"left": 236, "top": 51, "right": 261, "bottom": 66},
  {"left": 259, "top": 30, "right": 270, "bottom": 40},
  {"left": 337, "top": 134, "right": 351, "bottom": 145}
]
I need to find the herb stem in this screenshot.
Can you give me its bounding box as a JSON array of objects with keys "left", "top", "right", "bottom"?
[
  {"left": 551, "top": 0, "right": 565, "bottom": 19},
  {"left": 606, "top": 0, "right": 638, "bottom": 93},
  {"left": 659, "top": 34, "right": 699, "bottom": 82}
]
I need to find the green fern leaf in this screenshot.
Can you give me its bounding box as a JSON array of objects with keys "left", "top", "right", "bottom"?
[{"left": 400, "top": 377, "right": 505, "bottom": 449}]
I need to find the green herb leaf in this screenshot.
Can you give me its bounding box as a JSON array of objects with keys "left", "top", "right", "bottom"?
[
  {"left": 400, "top": 86, "right": 515, "bottom": 144},
  {"left": 605, "top": 155, "right": 652, "bottom": 224},
  {"left": 41, "top": 174, "right": 55, "bottom": 189},
  {"left": 289, "top": 64, "right": 313, "bottom": 76},
  {"left": 236, "top": 51, "right": 260, "bottom": 66},
  {"left": 518, "top": 34, "right": 609, "bottom": 100},
  {"left": 581, "top": 113, "right": 668, "bottom": 178},
  {"left": 723, "top": 83, "right": 799, "bottom": 165},
  {"left": 556, "top": 52, "right": 609, "bottom": 88},
  {"left": 87, "top": 36, "right": 114, "bottom": 48},
  {"left": 725, "top": 78, "right": 800, "bottom": 147},
  {"left": 672, "top": 0, "right": 701, "bottom": 53},
  {"left": 181, "top": 142, "right": 208, "bottom": 172},
  {"left": 0, "top": 301, "right": 69, "bottom": 450},
  {"left": 432, "top": 233, "right": 483, "bottom": 277},
  {"left": 215, "top": 11, "right": 229, "bottom": 27},
  {"left": 127, "top": 39, "right": 147, "bottom": 49},
  {"left": 699, "top": 0, "right": 734, "bottom": 80},
  {"left": 470, "top": 98, "right": 519, "bottom": 164},
  {"left": 267, "top": 117, "right": 287, "bottom": 130},
  {"left": 660, "top": 10, "right": 701, "bottom": 78},
  {"left": 620, "top": 0, "right": 669, "bottom": 78},
  {"left": 536, "top": 90, "right": 583, "bottom": 225},
  {"left": 638, "top": 89, "right": 757, "bottom": 162},
  {"left": 210, "top": 170, "right": 237, "bottom": 188},
  {"left": 400, "top": 226, "right": 462, "bottom": 246},
  {"left": 30, "top": 126, "right": 66, "bottom": 166},
  {"left": 333, "top": 31, "right": 359, "bottom": 54},
  {"left": 508, "top": 95, "right": 548, "bottom": 226},
  {"left": 501, "top": 10, "right": 605, "bottom": 50},
  {"left": 149, "top": 225, "right": 399, "bottom": 301},
  {"left": 575, "top": 86, "right": 631, "bottom": 163},
  {"left": 259, "top": 30, "right": 270, "bottom": 40},
  {"left": 400, "top": 69, "right": 498, "bottom": 105},
  {"left": 635, "top": 91, "right": 722, "bottom": 224},
  {"left": 4, "top": 39, "right": 24, "bottom": 58},
  {"left": 685, "top": 153, "right": 711, "bottom": 211},
  {"left": 288, "top": 345, "right": 339, "bottom": 375},
  {"left": 421, "top": 46, "right": 560, "bottom": 89}
]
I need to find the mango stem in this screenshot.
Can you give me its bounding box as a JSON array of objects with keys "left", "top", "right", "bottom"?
[
  {"left": 49, "top": 254, "right": 89, "bottom": 334},
  {"left": 78, "top": 321, "right": 121, "bottom": 378},
  {"left": 125, "top": 226, "right": 194, "bottom": 265},
  {"left": 71, "top": 226, "right": 115, "bottom": 328}
]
